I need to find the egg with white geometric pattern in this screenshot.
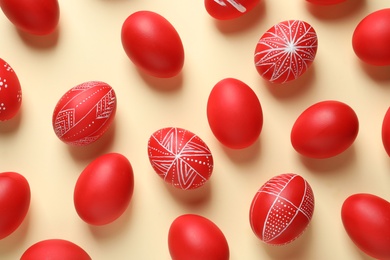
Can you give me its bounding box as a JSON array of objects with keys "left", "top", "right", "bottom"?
[
  {"left": 0, "top": 58, "right": 22, "bottom": 121},
  {"left": 249, "top": 173, "right": 315, "bottom": 245},
  {"left": 254, "top": 20, "right": 318, "bottom": 84},
  {"left": 52, "top": 81, "right": 116, "bottom": 146},
  {"left": 147, "top": 127, "right": 213, "bottom": 190}
]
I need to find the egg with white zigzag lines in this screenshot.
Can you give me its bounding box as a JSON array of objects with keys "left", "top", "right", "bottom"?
[{"left": 52, "top": 81, "right": 116, "bottom": 146}]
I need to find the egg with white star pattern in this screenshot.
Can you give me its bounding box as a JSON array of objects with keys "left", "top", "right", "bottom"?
[
  {"left": 147, "top": 127, "right": 213, "bottom": 190},
  {"left": 249, "top": 173, "right": 315, "bottom": 245},
  {"left": 254, "top": 20, "right": 318, "bottom": 84},
  {"left": 52, "top": 81, "right": 116, "bottom": 146},
  {"left": 0, "top": 58, "right": 22, "bottom": 121}
]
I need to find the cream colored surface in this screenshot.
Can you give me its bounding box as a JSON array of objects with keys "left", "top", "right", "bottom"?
[{"left": 0, "top": 0, "right": 389, "bottom": 259}]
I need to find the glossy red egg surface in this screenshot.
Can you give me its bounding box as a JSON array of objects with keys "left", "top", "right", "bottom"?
[
  {"left": 254, "top": 20, "right": 318, "bottom": 84},
  {"left": 0, "top": 58, "right": 22, "bottom": 121},
  {"left": 381, "top": 107, "right": 390, "bottom": 156},
  {"left": 0, "top": 172, "right": 30, "bottom": 240},
  {"left": 207, "top": 78, "right": 263, "bottom": 149},
  {"left": 74, "top": 153, "right": 134, "bottom": 226},
  {"left": 0, "top": 0, "right": 59, "bottom": 35},
  {"left": 306, "top": 0, "right": 345, "bottom": 5},
  {"left": 291, "top": 100, "right": 359, "bottom": 159},
  {"left": 341, "top": 193, "right": 390, "bottom": 260},
  {"left": 21, "top": 239, "right": 91, "bottom": 260},
  {"left": 168, "top": 214, "right": 229, "bottom": 260},
  {"left": 204, "top": 0, "right": 260, "bottom": 20},
  {"left": 121, "top": 11, "right": 184, "bottom": 78},
  {"left": 148, "top": 127, "right": 213, "bottom": 190},
  {"left": 249, "top": 173, "right": 314, "bottom": 245},
  {"left": 52, "top": 81, "right": 116, "bottom": 146},
  {"left": 352, "top": 9, "right": 390, "bottom": 66}
]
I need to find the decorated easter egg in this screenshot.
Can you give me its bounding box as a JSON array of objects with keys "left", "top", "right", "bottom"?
[
  {"left": 0, "top": 172, "right": 30, "bottom": 240},
  {"left": 0, "top": 58, "right": 22, "bottom": 121},
  {"left": 74, "top": 153, "right": 134, "bottom": 226},
  {"left": 0, "top": 0, "right": 59, "bottom": 35},
  {"left": 207, "top": 78, "right": 263, "bottom": 149},
  {"left": 254, "top": 20, "right": 318, "bottom": 84},
  {"left": 52, "top": 81, "right": 116, "bottom": 146},
  {"left": 352, "top": 9, "right": 390, "bottom": 66},
  {"left": 121, "top": 11, "right": 184, "bottom": 78},
  {"left": 147, "top": 127, "right": 213, "bottom": 190},
  {"left": 204, "top": 0, "right": 260, "bottom": 20},
  {"left": 21, "top": 239, "right": 91, "bottom": 260},
  {"left": 249, "top": 173, "right": 315, "bottom": 245},
  {"left": 341, "top": 193, "right": 390, "bottom": 260},
  {"left": 291, "top": 100, "right": 359, "bottom": 159},
  {"left": 168, "top": 214, "right": 230, "bottom": 260}
]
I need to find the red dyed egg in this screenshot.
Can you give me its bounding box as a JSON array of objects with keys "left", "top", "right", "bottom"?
[
  {"left": 382, "top": 107, "right": 390, "bottom": 156},
  {"left": 21, "top": 239, "right": 91, "bottom": 260},
  {"left": 204, "top": 0, "right": 260, "bottom": 20},
  {"left": 0, "top": 172, "right": 30, "bottom": 240},
  {"left": 254, "top": 20, "right": 318, "bottom": 84},
  {"left": 52, "top": 81, "right": 116, "bottom": 146},
  {"left": 249, "top": 173, "right": 315, "bottom": 245},
  {"left": 0, "top": 58, "right": 22, "bottom": 121},
  {"left": 147, "top": 127, "right": 213, "bottom": 190},
  {"left": 207, "top": 78, "right": 263, "bottom": 149}
]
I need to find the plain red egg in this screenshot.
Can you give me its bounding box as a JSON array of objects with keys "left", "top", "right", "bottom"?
[
  {"left": 254, "top": 20, "right": 318, "bottom": 84},
  {"left": 341, "top": 193, "right": 390, "bottom": 260},
  {"left": 207, "top": 78, "right": 263, "bottom": 149},
  {"left": 204, "top": 0, "right": 260, "bottom": 20},
  {"left": 148, "top": 127, "right": 213, "bottom": 190},
  {"left": 381, "top": 107, "right": 390, "bottom": 156},
  {"left": 306, "top": 0, "right": 345, "bottom": 5},
  {"left": 21, "top": 239, "right": 91, "bottom": 260},
  {"left": 0, "top": 58, "right": 22, "bottom": 121},
  {"left": 168, "top": 214, "right": 229, "bottom": 260},
  {"left": 352, "top": 8, "right": 390, "bottom": 66},
  {"left": 121, "top": 11, "right": 184, "bottom": 78},
  {"left": 0, "top": 172, "right": 30, "bottom": 240},
  {"left": 52, "top": 81, "right": 117, "bottom": 146},
  {"left": 0, "top": 0, "right": 59, "bottom": 35},
  {"left": 249, "top": 173, "right": 315, "bottom": 245},
  {"left": 74, "top": 153, "right": 134, "bottom": 226},
  {"left": 291, "top": 100, "right": 359, "bottom": 159}
]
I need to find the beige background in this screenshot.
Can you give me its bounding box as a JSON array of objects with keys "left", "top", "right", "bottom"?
[{"left": 0, "top": 0, "right": 389, "bottom": 259}]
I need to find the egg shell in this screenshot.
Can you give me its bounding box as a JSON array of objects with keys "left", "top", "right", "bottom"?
[
  {"left": 0, "top": 0, "right": 60, "bottom": 35},
  {"left": 147, "top": 127, "right": 213, "bottom": 190},
  {"left": 291, "top": 100, "right": 359, "bottom": 159},
  {"left": 254, "top": 20, "right": 318, "bottom": 84},
  {"left": 381, "top": 107, "right": 390, "bottom": 156},
  {"left": 121, "top": 11, "right": 184, "bottom": 78},
  {"left": 168, "top": 214, "right": 230, "bottom": 260},
  {"left": 0, "top": 58, "right": 22, "bottom": 121},
  {"left": 249, "top": 173, "right": 315, "bottom": 245},
  {"left": 204, "top": 0, "right": 260, "bottom": 20},
  {"left": 341, "top": 193, "right": 390, "bottom": 260},
  {"left": 52, "top": 81, "right": 116, "bottom": 146},
  {"left": 0, "top": 172, "right": 30, "bottom": 240},
  {"left": 21, "top": 239, "right": 91, "bottom": 260},
  {"left": 207, "top": 78, "right": 263, "bottom": 149},
  {"left": 74, "top": 153, "right": 134, "bottom": 226},
  {"left": 352, "top": 8, "right": 390, "bottom": 66}
]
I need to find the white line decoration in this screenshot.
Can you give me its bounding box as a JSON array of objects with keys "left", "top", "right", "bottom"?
[
  {"left": 214, "top": 0, "right": 247, "bottom": 12},
  {"left": 148, "top": 127, "right": 213, "bottom": 190},
  {"left": 254, "top": 20, "right": 318, "bottom": 84}
]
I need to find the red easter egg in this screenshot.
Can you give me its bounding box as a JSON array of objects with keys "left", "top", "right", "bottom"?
[
  {"left": 382, "top": 107, "right": 390, "bottom": 156},
  {"left": 254, "top": 20, "right": 318, "bottom": 84},
  {"left": 249, "top": 173, "right": 315, "bottom": 245},
  {"left": 147, "top": 127, "right": 213, "bottom": 190},
  {"left": 204, "top": 0, "right": 260, "bottom": 20},
  {"left": 52, "top": 81, "right": 116, "bottom": 146},
  {"left": 0, "top": 58, "right": 22, "bottom": 121}
]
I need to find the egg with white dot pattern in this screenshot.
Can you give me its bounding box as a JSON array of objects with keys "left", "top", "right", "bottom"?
[
  {"left": 254, "top": 20, "right": 318, "bottom": 84},
  {"left": 249, "top": 173, "right": 315, "bottom": 245},
  {"left": 0, "top": 58, "right": 22, "bottom": 121},
  {"left": 52, "top": 81, "right": 116, "bottom": 146},
  {"left": 147, "top": 127, "right": 214, "bottom": 190}
]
